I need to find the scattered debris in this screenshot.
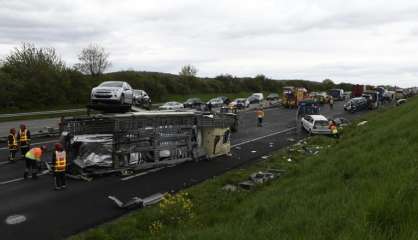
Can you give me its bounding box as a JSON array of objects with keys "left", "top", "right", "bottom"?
[
  {"left": 249, "top": 171, "right": 275, "bottom": 184},
  {"left": 287, "top": 158, "right": 292, "bottom": 162},
  {"left": 251, "top": 150, "right": 257, "bottom": 153},
  {"left": 261, "top": 155, "right": 270, "bottom": 160},
  {"left": 108, "top": 192, "right": 165, "bottom": 209},
  {"left": 222, "top": 184, "right": 238, "bottom": 192},
  {"left": 235, "top": 146, "right": 242, "bottom": 150},
  {"left": 287, "top": 138, "right": 295, "bottom": 142},
  {"left": 5, "top": 215, "right": 26, "bottom": 225},
  {"left": 239, "top": 181, "right": 255, "bottom": 190},
  {"left": 357, "top": 121, "right": 368, "bottom": 126}
]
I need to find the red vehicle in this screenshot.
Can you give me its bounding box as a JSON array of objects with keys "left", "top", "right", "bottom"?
[{"left": 351, "top": 85, "right": 365, "bottom": 98}]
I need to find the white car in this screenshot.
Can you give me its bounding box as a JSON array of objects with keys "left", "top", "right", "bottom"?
[
  {"left": 207, "top": 98, "right": 224, "bottom": 108},
  {"left": 301, "top": 115, "right": 331, "bottom": 135},
  {"left": 91, "top": 81, "right": 134, "bottom": 105},
  {"left": 159, "top": 101, "right": 184, "bottom": 110},
  {"left": 229, "top": 98, "right": 250, "bottom": 109}
]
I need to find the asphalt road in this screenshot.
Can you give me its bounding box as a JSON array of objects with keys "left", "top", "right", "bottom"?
[{"left": 0, "top": 102, "right": 367, "bottom": 240}]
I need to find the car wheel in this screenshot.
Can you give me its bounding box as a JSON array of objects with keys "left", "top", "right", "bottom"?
[{"left": 120, "top": 94, "right": 125, "bottom": 104}]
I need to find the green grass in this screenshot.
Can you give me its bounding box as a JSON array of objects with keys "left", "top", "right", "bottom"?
[
  {"left": 0, "top": 110, "right": 87, "bottom": 123},
  {"left": 73, "top": 97, "right": 418, "bottom": 240}
]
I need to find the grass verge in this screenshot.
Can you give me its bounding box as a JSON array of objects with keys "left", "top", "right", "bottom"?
[{"left": 72, "top": 97, "right": 418, "bottom": 240}]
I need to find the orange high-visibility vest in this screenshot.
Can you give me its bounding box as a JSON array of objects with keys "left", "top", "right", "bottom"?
[
  {"left": 54, "top": 151, "right": 66, "bottom": 172},
  {"left": 25, "top": 147, "right": 42, "bottom": 161}
]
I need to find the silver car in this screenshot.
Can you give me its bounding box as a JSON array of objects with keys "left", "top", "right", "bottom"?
[
  {"left": 91, "top": 81, "right": 134, "bottom": 105},
  {"left": 159, "top": 101, "right": 184, "bottom": 110}
]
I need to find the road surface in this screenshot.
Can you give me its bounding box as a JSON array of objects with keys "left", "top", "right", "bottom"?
[{"left": 0, "top": 102, "right": 367, "bottom": 240}]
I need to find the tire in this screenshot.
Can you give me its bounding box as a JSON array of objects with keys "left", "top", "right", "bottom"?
[{"left": 120, "top": 94, "right": 125, "bottom": 104}]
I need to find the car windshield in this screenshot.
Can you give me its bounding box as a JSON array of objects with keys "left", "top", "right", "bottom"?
[
  {"left": 99, "top": 82, "right": 123, "bottom": 88},
  {"left": 315, "top": 120, "right": 329, "bottom": 127}
]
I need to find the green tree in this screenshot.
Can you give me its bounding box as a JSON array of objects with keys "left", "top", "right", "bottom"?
[
  {"left": 179, "top": 65, "right": 197, "bottom": 77},
  {"left": 75, "top": 44, "right": 111, "bottom": 77}
]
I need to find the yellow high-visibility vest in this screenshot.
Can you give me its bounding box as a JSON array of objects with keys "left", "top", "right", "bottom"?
[
  {"left": 19, "top": 129, "right": 28, "bottom": 142},
  {"left": 8, "top": 134, "right": 17, "bottom": 149},
  {"left": 54, "top": 151, "right": 66, "bottom": 172},
  {"left": 25, "top": 147, "right": 42, "bottom": 161}
]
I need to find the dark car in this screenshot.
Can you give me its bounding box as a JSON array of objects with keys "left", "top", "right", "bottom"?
[
  {"left": 344, "top": 97, "right": 368, "bottom": 113},
  {"left": 133, "top": 90, "right": 151, "bottom": 109},
  {"left": 266, "top": 93, "right": 279, "bottom": 101},
  {"left": 183, "top": 98, "right": 204, "bottom": 109},
  {"left": 247, "top": 95, "right": 260, "bottom": 104}
]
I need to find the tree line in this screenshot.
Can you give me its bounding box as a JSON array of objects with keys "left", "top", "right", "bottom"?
[{"left": 0, "top": 43, "right": 354, "bottom": 111}]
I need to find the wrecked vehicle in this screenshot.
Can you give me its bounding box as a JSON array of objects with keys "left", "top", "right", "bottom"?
[{"left": 61, "top": 111, "right": 237, "bottom": 176}]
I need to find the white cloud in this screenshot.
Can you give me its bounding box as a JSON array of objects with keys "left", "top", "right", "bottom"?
[{"left": 0, "top": 0, "right": 418, "bottom": 87}]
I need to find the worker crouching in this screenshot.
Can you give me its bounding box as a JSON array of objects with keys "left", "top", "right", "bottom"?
[
  {"left": 24, "top": 146, "right": 45, "bottom": 179},
  {"left": 52, "top": 143, "right": 67, "bottom": 190}
]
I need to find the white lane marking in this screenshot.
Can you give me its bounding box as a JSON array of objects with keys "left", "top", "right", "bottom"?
[
  {"left": 0, "top": 161, "right": 9, "bottom": 166},
  {"left": 0, "top": 140, "right": 57, "bottom": 151},
  {"left": 231, "top": 127, "right": 296, "bottom": 147},
  {"left": 121, "top": 167, "right": 165, "bottom": 181},
  {"left": 0, "top": 171, "right": 49, "bottom": 185}
]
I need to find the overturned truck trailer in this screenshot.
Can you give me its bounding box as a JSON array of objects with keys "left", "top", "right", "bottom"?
[{"left": 61, "top": 111, "right": 238, "bottom": 176}]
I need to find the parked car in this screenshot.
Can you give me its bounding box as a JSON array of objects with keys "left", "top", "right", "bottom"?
[
  {"left": 133, "top": 90, "right": 151, "bottom": 108},
  {"left": 217, "top": 96, "right": 230, "bottom": 105},
  {"left": 266, "top": 93, "right": 279, "bottom": 101},
  {"left": 247, "top": 93, "right": 264, "bottom": 104},
  {"left": 183, "top": 98, "right": 204, "bottom": 108},
  {"left": 207, "top": 98, "right": 224, "bottom": 108},
  {"left": 91, "top": 81, "right": 134, "bottom": 105},
  {"left": 301, "top": 115, "right": 331, "bottom": 135},
  {"left": 159, "top": 101, "right": 184, "bottom": 110},
  {"left": 229, "top": 98, "right": 250, "bottom": 109},
  {"left": 344, "top": 97, "right": 368, "bottom": 113}
]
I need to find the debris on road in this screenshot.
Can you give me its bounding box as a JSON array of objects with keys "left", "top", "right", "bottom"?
[
  {"left": 5, "top": 215, "right": 27, "bottom": 225},
  {"left": 261, "top": 155, "right": 270, "bottom": 160},
  {"left": 357, "top": 121, "right": 368, "bottom": 126},
  {"left": 287, "top": 138, "right": 295, "bottom": 142},
  {"left": 222, "top": 184, "right": 238, "bottom": 192},
  {"left": 251, "top": 150, "right": 257, "bottom": 153},
  {"left": 108, "top": 192, "right": 165, "bottom": 209}
]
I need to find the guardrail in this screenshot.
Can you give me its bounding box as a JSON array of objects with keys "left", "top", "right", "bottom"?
[{"left": 0, "top": 108, "right": 86, "bottom": 119}]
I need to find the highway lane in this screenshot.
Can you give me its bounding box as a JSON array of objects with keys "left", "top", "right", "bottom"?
[{"left": 0, "top": 102, "right": 365, "bottom": 240}]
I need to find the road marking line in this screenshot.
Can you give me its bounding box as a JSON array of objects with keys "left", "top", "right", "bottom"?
[
  {"left": 121, "top": 167, "right": 165, "bottom": 181},
  {"left": 0, "top": 172, "right": 49, "bottom": 185},
  {"left": 0, "top": 140, "right": 57, "bottom": 151},
  {"left": 232, "top": 127, "right": 296, "bottom": 147}
]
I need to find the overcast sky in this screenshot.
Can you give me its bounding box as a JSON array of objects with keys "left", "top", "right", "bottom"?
[{"left": 1, "top": 0, "right": 418, "bottom": 87}]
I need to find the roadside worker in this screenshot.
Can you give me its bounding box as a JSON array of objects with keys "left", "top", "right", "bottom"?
[
  {"left": 329, "top": 96, "right": 334, "bottom": 109},
  {"left": 17, "top": 124, "right": 31, "bottom": 159},
  {"left": 256, "top": 107, "right": 265, "bottom": 127},
  {"left": 329, "top": 120, "right": 339, "bottom": 139},
  {"left": 24, "top": 145, "right": 46, "bottom": 179},
  {"left": 52, "top": 143, "right": 67, "bottom": 190},
  {"left": 8, "top": 128, "right": 18, "bottom": 163}
]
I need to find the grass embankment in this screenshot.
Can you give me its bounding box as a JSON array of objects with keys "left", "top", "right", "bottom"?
[{"left": 72, "top": 97, "right": 418, "bottom": 240}]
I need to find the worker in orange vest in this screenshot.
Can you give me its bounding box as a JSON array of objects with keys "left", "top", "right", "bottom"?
[
  {"left": 17, "top": 124, "right": 31, "bottom": 159},
  {"left": 24, "top": 145, "right": 46, "bottom": 179},
  {"left": 8, "top": 128, "right": 18, "bottom": 162},
  {"left": 52, "top": 143, "right": 67, "bottom": 190},
  {"left": 329, "top": 120, "right": 339, "bottom": 139},
  {"left": 256, "top": 107, "right": 265, "bottom": 127}
]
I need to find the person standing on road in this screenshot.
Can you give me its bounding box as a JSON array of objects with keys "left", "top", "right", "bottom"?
[
  {"left": 8, "top": 128, "right": 18, "bottom": 163},
  {"left": 256, "top": 107, "right": 265, "bottom": 127},
  {"left": 52, "top": 143, "right": 67, "bottom": 190},
  {"left": 17, "top": 124, "right": 31, "bottom": 159},
  {"left": 329, "top": 97, "right": 334, "bottom": 110},
  {"left": 24, "top": 145, "right": 45, "bottom": 179}
]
